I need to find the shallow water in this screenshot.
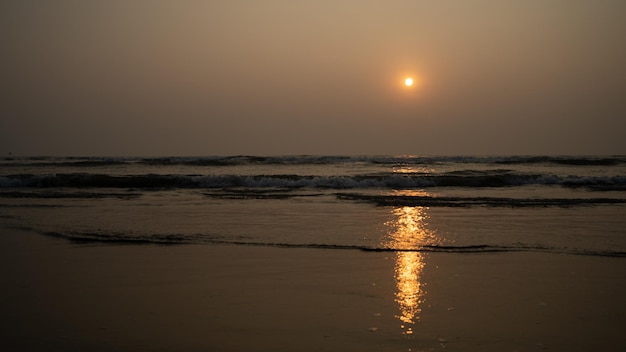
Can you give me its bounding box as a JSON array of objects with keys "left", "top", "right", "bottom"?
[{"left": 1, "top": 155, "right": 625, "bottom": 256}]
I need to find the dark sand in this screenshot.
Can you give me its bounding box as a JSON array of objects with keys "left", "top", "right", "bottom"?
[{"left": 1, "top": 228, "right": 625, "bottom": 351}]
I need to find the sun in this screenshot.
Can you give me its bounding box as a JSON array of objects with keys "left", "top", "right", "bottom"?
[{"left": 404, "top": 78, "right": 414, "bottom": 87}]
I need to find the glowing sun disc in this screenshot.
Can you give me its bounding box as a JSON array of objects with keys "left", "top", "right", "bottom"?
[{"left": 404, "top": 78, "right": 414, "bottom": 87}]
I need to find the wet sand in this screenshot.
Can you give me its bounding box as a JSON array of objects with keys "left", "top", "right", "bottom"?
[{"left": 1, "top": 228, "right": 625, "bottom": 351}]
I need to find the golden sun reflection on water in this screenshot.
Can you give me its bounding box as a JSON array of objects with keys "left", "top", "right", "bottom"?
[{"left": 385, "top": 206, "right": 436, "bottom": 335}]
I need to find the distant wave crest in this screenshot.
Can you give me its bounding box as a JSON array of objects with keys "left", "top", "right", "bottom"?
[{"left": 2, "top": 155, "right": 625, "bottom": 167}]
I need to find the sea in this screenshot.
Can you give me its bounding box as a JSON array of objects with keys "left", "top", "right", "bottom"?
[{"left": 1, "top": 155, "right": 625, "bottom": 257}]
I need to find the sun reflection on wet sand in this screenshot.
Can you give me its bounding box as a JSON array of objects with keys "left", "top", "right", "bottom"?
[
  {"left": 385, "top": 206, "right": 437, "bottom": 335},
  {"left": 395, "top": 250, "right": 424, "bottom": 334}
]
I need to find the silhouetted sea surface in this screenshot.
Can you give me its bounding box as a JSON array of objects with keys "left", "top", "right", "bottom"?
[{"left": 1, "top": 155, "right": 625, "bottom": 257}]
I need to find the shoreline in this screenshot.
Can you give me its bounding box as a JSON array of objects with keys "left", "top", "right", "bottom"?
[{"left": 1, "top": 227, "right": 625, "bottom": 351}]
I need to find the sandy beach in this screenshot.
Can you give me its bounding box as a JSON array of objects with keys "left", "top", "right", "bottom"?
[{"left": 1, "top": 227, "right": 625, "bottom": 351}]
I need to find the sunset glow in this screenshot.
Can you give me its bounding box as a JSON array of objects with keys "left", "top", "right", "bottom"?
[{"left": 1, "top": 1, "right": 624, "bottom": 155}]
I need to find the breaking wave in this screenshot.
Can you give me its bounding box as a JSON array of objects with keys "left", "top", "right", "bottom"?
[
  {"left": 335, "top": 193, "right": 626, "bottom": 207},
  {"left": 2, "top": 172, "right": 626, "bottom": 191}
]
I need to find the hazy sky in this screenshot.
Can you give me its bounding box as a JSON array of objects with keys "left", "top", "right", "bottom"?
[{"left": 2, "top": 0, "right": 625, "bottom": 156}]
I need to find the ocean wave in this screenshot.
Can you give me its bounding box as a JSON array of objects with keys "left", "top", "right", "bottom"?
[
  {"left": 3, "top": 172, "right": 626, "bottom": 191},
  {"left": 336, "top": 193, "right": 626, "bottom": 207},
  {"left": 203, "top": 189, "right": 324, "bottom": 200},
  {"left": 490, "top": 155, "right": 626, "bottom": 166},
  {"left": 41, "top": 231, "right": 626, "bottom": 257},
  {"left": 2, "top": 155, "right": 625, "bottom": 167},
  {"left": 0, "top": 190, "right": 142, "bottom": 199},
  {"left": 200, "top": 190, "right": 626, "bottom": 207}
]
